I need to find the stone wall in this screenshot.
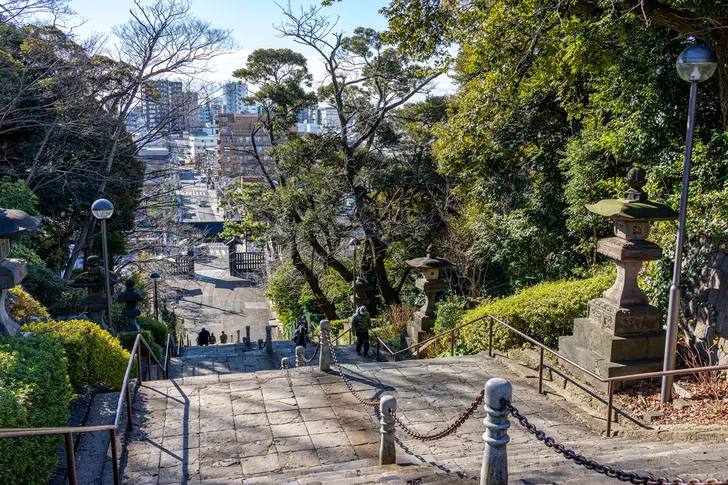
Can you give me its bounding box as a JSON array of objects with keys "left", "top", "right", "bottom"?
[{"left": 689, "top": 248, "right": 728, "bottom": 364}]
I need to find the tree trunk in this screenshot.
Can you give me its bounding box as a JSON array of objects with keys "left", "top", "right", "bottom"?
[
  {"left": 369, "top": 235, "right": 401, "bottom": 306},
  {"left": 62, "top": 212, "right": 93, "bottom": 280},
  {"left": 290, "top": 241, "right": 338, "bottom": 320}
]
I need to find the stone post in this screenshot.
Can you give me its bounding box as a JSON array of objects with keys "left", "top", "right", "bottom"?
[
  {"left": 295, "top": 346, "right": 305, "bottom": 367},
  {"left": 245, "top": 325, "right": 251, "bottom": 347},
  {"left": 257, "top": 338, "right": 264, "bottom": 349},
  {"left": 281, "top": 357, "right": 290, "bottom": 369},
  {"left": 265, "top": 324, "right": 273, "bottom": 354},
  {"left": 481, "top": 378, "right": 511, "bottom": 485},
  {"left": 237, "top": 329, "right": 240, "bottom": 344},
  {"left": 379, "top": 395, "right": 396, "bottom": 465},
  {"left": 319, "top": 319, "right": 331, "bottom": 372}
]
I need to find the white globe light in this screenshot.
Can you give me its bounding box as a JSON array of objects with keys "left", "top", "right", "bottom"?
[
  {"left": 676, "top": 44, "right": 718, "bottom": 82},
  {"left": 91, "top": 199, "right": 114, "bottom": 220}
]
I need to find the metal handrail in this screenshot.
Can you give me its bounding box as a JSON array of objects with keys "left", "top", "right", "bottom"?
[{"left": 0, "top": 331, "right": 175, "bottom": 485}]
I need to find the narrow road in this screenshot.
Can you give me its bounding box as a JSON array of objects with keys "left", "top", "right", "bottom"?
[{"left": 168, "top": 243, "right": 271, "bottom": 344}]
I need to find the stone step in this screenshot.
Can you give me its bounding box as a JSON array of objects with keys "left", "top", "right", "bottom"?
[{"left": 74, "top": 391, "right": 120, "bottom": 485}]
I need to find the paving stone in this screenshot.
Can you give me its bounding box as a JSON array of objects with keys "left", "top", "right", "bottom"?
[
  {"left": 316, "top": 445, "right": 358, "bottom": 465},
  {"left": 278, "top": 449, "right": 321, "bottom": 470},
  {"left": 310, "top": 431, "right": 352, "bottom": 449},
  {"left": 267, "top": 410, "right": 302, "bottom": 425},
  {"left": 242, "top": 454, "right": 280, "bottom": 475},
  {"left": 305, "top": 419, "right": 345, "bottom": 435},
  {"left": 274, "top": 435, "right": 316, "bottom": 453},
  {"left": 271, "top": 422, "right": 308, "bottom": 438}
]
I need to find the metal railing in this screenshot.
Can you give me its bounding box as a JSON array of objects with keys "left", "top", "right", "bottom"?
[
  {"left": 372, "top": 315, "right": 489, "bottom": 362},
  {"left": 0, "top": 331, "right": 179, "bottom": 485},
  {"left": 373, "top": 313, "right": 728, "bottom": 438}
]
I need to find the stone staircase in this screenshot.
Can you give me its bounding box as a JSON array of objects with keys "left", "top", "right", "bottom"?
[{"left": 114, "top": 348, "right": 728, "bottom": 484}]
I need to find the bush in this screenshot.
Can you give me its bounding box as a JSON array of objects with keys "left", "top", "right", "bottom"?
[
  {"left": 137, "top": 316, "right": 169, "bottom": 347},
  {"left": 22, "top": 319, "right": 130, "bottom": 391},
  {"left": 22, "top": 265, "right": 84, "bottom": 317},
  {"left": 8, "top": 286, "right": 49, "bottom": 324},
  {"left": 458, "top": 269, "right": 615, "bottom": 354},
  {"left": 118, "top": 330, "right": 163, "bottom": 364},
  {"left": 434, "top": 297, "right": 466, "bottom": 335},
  {"left": 0, "top": 334, "right": 73, "bottom": 484}
]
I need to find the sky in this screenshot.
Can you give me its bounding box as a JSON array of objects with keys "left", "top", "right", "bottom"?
[{"left": 67, "top": 0, "right": 455, "bottom": 95}]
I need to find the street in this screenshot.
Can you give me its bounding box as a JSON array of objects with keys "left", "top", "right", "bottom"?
[{"left": 177, "top": 172, "right": 223, "bottom": 223}]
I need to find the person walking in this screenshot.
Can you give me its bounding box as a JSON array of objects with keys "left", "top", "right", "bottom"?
[
  {"left": 210, "top": 332, "right": 217, "bottom": 345},
  {"left": 352, "top": 306, "right": 371, "bottom": 356},
  {"left": 196, "top": 327, "right": 210, "bottom": 346},
  {"left": 294, "top": 316, "right": 308, "bottom": 347},
  {"left": 219, "top": 330, "right": 228, "bottom": 344}
]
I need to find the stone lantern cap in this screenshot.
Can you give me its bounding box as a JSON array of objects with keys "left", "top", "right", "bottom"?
[
  {"left": 117, "top": 279, "right": 145, "bottom": 303},
  {"left": 0, "top": 209, "right": 40, "bottom": 239},
  {"left": 70, "top": 256, "right": 120, "bottom": 288},
  {"left": 406, "top": 246, "right": 455, "bottom": 270},
  {"left": 585, "top": 167, "right": 678, "bottom": 221}
]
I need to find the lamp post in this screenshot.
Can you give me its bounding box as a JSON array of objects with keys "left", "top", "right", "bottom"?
[
  {"left": 660, "top": 44, "right": 718, "bottom": 404},
  {"left": 92, "top": 199, "right": 114, "bottom": 332},
  {"left": 348, "top": 237, "right": 361, "bottom": 310},
  {"left": 150, "top": 272, "right": 161, "bottom": 321}
]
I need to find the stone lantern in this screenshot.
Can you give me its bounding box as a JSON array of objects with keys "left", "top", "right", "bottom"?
[
  {"left": 0, "top": 209, "right": 40, "bottom": 336},
  {"left": 406, "top": 245, "right": 454, "bottom": 342},
  {"left": 71, "top": 255, "right": 120, "bottom": 330},
  {"left": 559, "top": 168, "right": 678, "bottom": 390},
  {"left": 117, "top": 279, "right": 145, "bottom": 331}
]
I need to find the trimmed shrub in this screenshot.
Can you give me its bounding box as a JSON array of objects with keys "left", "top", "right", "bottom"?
[
  {"left": 22, "top": 265, "right": 84, "bottom": 317},
  {"left": 0, "top": 334, "right": 73, "bottom": 484},
  {"left": 8, "top": 286, "right": 49, "bottom": 324},
  {"left": 118, "top": 330, "right": 163, "bottom": 364},
  {"left": 137, "top": 316, "right": 169, "bottom": 347},
  {"left": 22, "top": 319, "right": 130, "bottom": 391},
  {"left": 434, "top": 298, "right": 466, "bottom": 335},
  {"left": 459, "top": 269, "right": 615, "bottom": 354}
]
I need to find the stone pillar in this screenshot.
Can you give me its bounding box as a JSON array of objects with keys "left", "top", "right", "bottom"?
[
  {"left": 245, "top": 325, "right": 251, "bottom": 347},
  {"left": 265, "top": 325, "right": 273, "bottom": 354},
  {"left": 281, "top": 357, "right": 290, "bottom": 369},
  {"left": 558, "top": 168, "right": 677, "bottom": 391},
  {"left": 379, "top": 395, "right": 396, "bottom": 465},
  {"left": 295, "top": 346, "right": 305, "bottom": 367},
  {"left": 117, "top": 280, "right": 145, "bottom": 332},
  {"left": 481, "top": 378, "right": 511, "bottom": 485},
  {"left": 319, "top": 319, "right": 330, "bottom": 372}
]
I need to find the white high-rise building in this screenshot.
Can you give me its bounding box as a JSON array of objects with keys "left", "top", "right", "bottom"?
[{"left": 223, "top": 81, "right": 248, "bottom": 114}]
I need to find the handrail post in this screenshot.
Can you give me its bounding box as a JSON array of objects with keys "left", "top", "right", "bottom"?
[
  {"left": 415, "top": 342, "right": 419, "bottom": 360},
  {"left": 379, "top": 395, "right": 396, "bottom": 465},
  {"left": 265, "top": 325, "right": 273, "bottom": 354},
  {"left": 606, "top": 381, "right": 614, "bottom": 438},
  {"left": 481, "top": 378, "right": 511, "bottom": 485},
  {"left": 377, "top": 338, "right": 380, "bottom": 361},
  {"left": 349, "top": 326, "right": 352, "bottom": 345},
  {"left": 147, "top": 347, "right": 152, "bottom": 381},
  {"left": 65, "top": 432, "right": 77, "bottom": 485},
  {"left": 451, "top": 330, "right": 456, "bottom": 357},
  {"left": 488, "top": 317, "right": 494, "bottom": 358},
  {"left": 319, "top": 319, "right": 331, "bottom": 372},
  {"left": 245, "top": 325, "right": 251, "bottom": 347},
  {"left": 136, "top": 349, "right": 143, "bottom": 385},
  {"left": 110, "top": 428, "right": 120, "bottom": 485},
  {"left": 538, "top": 347, "right": 544, "bottom": 395},
  {"left": 126, "top": 382, "right": 133, "bottom": 431},
  {"left": 237, "top": 329, "right": 241, "bottom": 344}
]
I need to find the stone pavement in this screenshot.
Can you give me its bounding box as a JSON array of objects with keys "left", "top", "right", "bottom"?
[
  {"left": 169, "top": 341, "right": 379, "bottom": 379},
  {"left": 122, "top": 353, "right": 728, "bottom": 484},
  {"left": 168, "top": 243, "right": 271, "bottom": 340}
]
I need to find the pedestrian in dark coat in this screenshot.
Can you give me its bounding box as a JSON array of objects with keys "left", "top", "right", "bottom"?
[
  {"left": 197, "top": 327, "right": 210, "bottom": 346},
  {"left": 352, "top": 306, "right": 371, "bottom": 356},
  {"left": 294, "top": 316, "right": 308, "bottom": 347}
]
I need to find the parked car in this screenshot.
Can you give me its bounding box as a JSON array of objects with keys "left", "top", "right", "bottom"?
[{"left": 199, "top": 199, "right": 207, "bottom": 207}]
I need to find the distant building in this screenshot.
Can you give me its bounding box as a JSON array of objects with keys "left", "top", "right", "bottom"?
[
  {"left": 218, "top": 114, "right": 273, "bottom": 182},
  {"left": 223, "top": 81, "right": 248, "bottom": 114},
  {"left": 140, "top": 80, "right": 184, "bottom": 132}
]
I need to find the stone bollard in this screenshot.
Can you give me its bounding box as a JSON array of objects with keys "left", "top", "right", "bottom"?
[
  {"left": 257, "top": 338, "right": 264, "bottom": 349},
  {"left": 237, "top": 329, "right": 241, "bottom": 344},
  {"left": 295, "top": 346, "right": 305, "bottom": 367},
  {"left": 319, "top": 319, "right": 331, "bottom": 372},
  {"left": 480, "top": 378, "right": 512, "bottom": 485},
  {"left": 265, "top": 325, "right": 273, "bottom": 354},
  {"left": 245, "top": 326, "right": 251, "bottom": 347},
  {"left": 379, "top": 395, "right": 396, "bottom": 465},
  {"left": 281, "top": 357, "right": 290, "bottom": 369}
]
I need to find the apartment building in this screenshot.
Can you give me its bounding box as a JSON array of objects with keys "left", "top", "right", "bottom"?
[{"left": 218, "top": 114, "right": 273, "bottom": 182}]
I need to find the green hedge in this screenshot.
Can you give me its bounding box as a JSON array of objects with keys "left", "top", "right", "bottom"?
[
  {"left": 459, "top": 269, "right": 615, "bottom": 353},
  {"left": 0, "top": 334, "right": 73, "bottom": 484},
  {"left": 137, "top": 316, "right": 169, "bottom": 348},
  {"left": 22, "top": 319, "right": 130, "bottom": 391},
  {"left": 118, "top": 330, "right": 163, "bottom": 364}
]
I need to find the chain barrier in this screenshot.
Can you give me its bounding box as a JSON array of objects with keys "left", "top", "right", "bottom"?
[
  {"left": 503, "top": 398, "right": 728, "bottom": 485},
  {"left": 325, "top": 329, "right": 380, "bottom": 407},
  {"left": 389, "top": 390, "right": 484, "bottom": 442},
  {"left": 302, "top": 342, "right": 320, "bottom": 363}
]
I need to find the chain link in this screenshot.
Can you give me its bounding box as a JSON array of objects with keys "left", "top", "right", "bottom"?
[
  {"left": 503, "top": 398, "right": 728, "bottom": 485},
  {"left": 302, "top": 343, "right": 320, "bottom": 363},
  {"left": 325, "top": 329, "right": 380, "bottom": 407},
  {"left": 389, "top": 390, "right": 484, "bottom": 441}
]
